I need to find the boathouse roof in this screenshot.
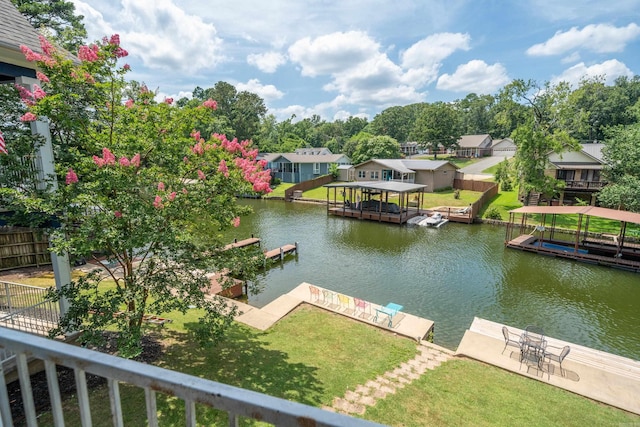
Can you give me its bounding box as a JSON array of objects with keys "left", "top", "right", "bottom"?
[
  {"left": 510, "top": 206, "right": 640, "bottom": 225},
  {"left": 324, "top": 180, "right": 427, "bottom": 193}
]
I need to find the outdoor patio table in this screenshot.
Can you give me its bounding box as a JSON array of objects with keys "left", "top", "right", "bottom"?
[
  {"left": 373, "top": 302, "right": 403, "bottom": 327},
  {"left": 520, "top": 329, "right": 546, "bottom": 371}
]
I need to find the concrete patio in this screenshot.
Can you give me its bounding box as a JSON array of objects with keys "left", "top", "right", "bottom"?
[{"left": 456, "top": 317, "right": 640, "bottom": 415}]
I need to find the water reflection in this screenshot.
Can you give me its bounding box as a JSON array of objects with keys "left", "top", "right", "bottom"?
[{"left": 227, "top": 199, "right": 640, "bottom": 360}]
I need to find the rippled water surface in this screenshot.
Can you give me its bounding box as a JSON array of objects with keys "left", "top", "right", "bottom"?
[{"left": 229, "top": 200, "right": 640, "bottom": 360}]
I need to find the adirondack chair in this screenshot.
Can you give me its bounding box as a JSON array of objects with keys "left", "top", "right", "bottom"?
[
  {"left": 337, "top": 293, "right": 353, "bottom": 314},
  {"left": 353, "top": 297, "right": 371, "bottom": 319},
  {"left": 308, "top": 285, "right": 321, "bottom": 302}
]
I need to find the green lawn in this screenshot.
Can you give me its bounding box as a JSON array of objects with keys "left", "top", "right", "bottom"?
[{"left": 31, "top": 305, "right": 638, "bottom": 426}]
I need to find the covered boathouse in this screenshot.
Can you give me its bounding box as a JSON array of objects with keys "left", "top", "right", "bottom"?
[
  {"left": 324, "top": 181, "right": 427, "bottom": 225},
  {"left": 505, "top": 205, "right": 640, "bottom": 272}
]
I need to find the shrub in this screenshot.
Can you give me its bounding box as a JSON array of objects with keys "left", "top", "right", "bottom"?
[{"left": 485, "top": 207, "right": 502, "bottom": 220}]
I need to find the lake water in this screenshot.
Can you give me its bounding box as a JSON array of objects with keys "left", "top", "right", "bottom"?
[{"left": 230, "top": 199, "right": 640, "bottom": 360}]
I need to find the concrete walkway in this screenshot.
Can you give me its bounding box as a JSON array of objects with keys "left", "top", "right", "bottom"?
[
  {"left": 456, "top": 317, "right": 640, "bottom": 415},
  {"left": 230, "top": 282, "right": 434, "bottom": 341}
]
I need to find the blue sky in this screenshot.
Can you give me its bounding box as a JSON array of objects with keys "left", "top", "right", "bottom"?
[{"left": 71, "top": 0, "right": 640, "bottom": 122}]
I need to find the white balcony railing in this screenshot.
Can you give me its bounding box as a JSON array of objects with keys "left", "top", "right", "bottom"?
[{"left": 0, "top": 327, "right": 385, "bottom": 427}]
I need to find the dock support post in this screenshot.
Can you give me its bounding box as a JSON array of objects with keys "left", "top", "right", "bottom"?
[
  {"left": 280, "top": 247, "right": 283, "bottom": 261},
  {"left": 295, "top": 242, "right": 299, "bottom": 254}
]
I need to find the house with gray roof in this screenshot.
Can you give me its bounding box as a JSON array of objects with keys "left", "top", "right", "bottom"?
[
  {"left": 545, "top": 143, "right": 606, "bottom": 205},
  {"left": 262, "top": 151, "right": 351, "bottom": 183},
  {"left": 456, "top": 134, "right": 493, "bottom": 157},
  {"left": 353, "top": 158, "right": 458, "bottom": 192},
  {"left": 0, "top": 0, "right": 42, "bottom": 82}
]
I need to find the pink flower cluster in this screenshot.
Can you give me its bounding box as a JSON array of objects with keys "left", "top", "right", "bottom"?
[
  {"left": 202, "top": 98, "right": 217, "bottom": 109},
  {"left": 78, "top": 44, "right": 100, "bottom": 62},
  {"left": 20, "top": 112, "right": 37, "bottom": 122},
  {"left": 212, "top": 134, "right": 258, "bottom": 159},
  {"left": 234, "top": 156, "right": 272, "bottom": 193},
  {"left": 20, "top": 36, "right": 57, "bottom": 67},
  {"left": 15, "top": 84, "right": 35, "bottom": 106},
  {"left": 164, "top": 97, "right": 173, "bottom": 105},
  {"left": 93, "top": 148, "right": 140, "bottom": 168},
  {"left": 36, "top": 72, "right": 49, "bottom": 83},
  {"left": 65, "top": 168, "right": 78, "bottom": 185},
  {"left": 218, "top": 159, "right": 229, "bottom": 177}
]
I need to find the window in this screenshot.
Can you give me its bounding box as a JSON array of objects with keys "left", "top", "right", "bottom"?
[
  {"left": 313, "top": 163, "right": 320, "bottom": 174},
  {"left": 370, "top": 171, "right": 379, "bottom": 179},
  {"left": 358, "top": 170, "right": 366, "bottom": 178}
]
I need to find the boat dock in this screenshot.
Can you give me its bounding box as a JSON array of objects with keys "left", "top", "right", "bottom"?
[
  {"left": 264, "top": 243, "right": 298, "bottom": 262},
  {"left": 224, "top": 236, "right": 261, "bottom": 251}
]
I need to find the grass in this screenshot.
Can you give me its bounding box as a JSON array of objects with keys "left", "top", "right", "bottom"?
[
  {"left": 263, "top": 182, "right": 295, "bottom": 198},
  {"left": 14, "top": 276, "right": 640, "bottom": 426},
  {"left": 364, "top": 359, "right": 637, "bottom": 427},
  {"left": 35, "top": 305, "right": 417, "bottom": 426}
]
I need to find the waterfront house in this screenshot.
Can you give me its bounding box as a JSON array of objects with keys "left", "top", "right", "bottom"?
[
  {"left": 265, "top": 151, "right": 351, "bottom": 183},
  {"left": 353, "top": 159, "right": 458, "bottom": 192},
  {"left": 545, "top": 143, "right": 606, "bottom": 205}
]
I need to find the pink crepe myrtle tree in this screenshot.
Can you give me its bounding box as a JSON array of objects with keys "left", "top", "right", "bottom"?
[{"left": 15, "top": 34, "right": 271, "bottom": 357}]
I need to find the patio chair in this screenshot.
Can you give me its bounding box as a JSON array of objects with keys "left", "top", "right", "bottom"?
[
  {"left": 337, "top": 293, "right": 353, "bottom": 314},
  {"left": 501, "top": 326, "right": 522, "bottom": 356},
  {"left": 353, "top": 297, "right": 371, "bottom": 319},
  {"left": 308, "top": 285, "right": 321, "bottom": 302},
  {"left": 322, "top": 289, "right": 338, "bottom": 309},
  {"left": 544, "top": 345, "right": 570, "bottom": 377}
]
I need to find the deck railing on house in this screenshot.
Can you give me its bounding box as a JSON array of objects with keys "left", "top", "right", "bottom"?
[
  {"left": 0, "top": 327, "right": 384, "bottom": 427},
  {"left": 562, "top": 180, "right": 606, "bottom": 190}
]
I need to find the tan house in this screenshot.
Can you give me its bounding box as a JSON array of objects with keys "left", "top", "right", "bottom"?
[
  {"left": 456, "top": 134, "right": 493, "bottom": 157},
  {"left": 545, "top": 143, "right": 606, "bottom": 205},
  {"left": 352, "top": 159, "right": 458, "bottom": 192}
]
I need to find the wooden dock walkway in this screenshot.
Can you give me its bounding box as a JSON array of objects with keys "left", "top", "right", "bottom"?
[
  {"left": 223, "top": 236, "right": 261, "bottom": 251},
  {"left": 264, "top": 243, "right": 298, "bottom": 261}
]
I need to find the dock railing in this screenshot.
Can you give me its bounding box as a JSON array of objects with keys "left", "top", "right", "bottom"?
[{"left": 0, "top": 327, "right": 384, "bottom": 427}]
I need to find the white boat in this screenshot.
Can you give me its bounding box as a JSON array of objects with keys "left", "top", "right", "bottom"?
[
  {"left": 419, "top": 212, "right": 449, "bottom": 228},
  {"left": 407, "top": 215, "right": 428, "bottom": 226}
]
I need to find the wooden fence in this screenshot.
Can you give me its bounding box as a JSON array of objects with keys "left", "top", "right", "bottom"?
[
  {"left": 453, "top": 179, "right": 498, "bottom": 221},
  {"left": 284, "top": 175, "right": 334, "bottom": 201},
  {"left": 0, "top": 227, "right": 51, "bottom": 271}
]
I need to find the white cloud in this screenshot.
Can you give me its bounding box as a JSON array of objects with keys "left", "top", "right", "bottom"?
[
  {"left": 437, "top": 60, "right": 510, "bottom": 93},
  {"left": 400, "top": 33, "right": 471, "bottom": 69},
  {"left": 551, "top": 59, "right": 634, "bottom": 86},
  {"left": 527, "top": 23, "right": 640, "bottom": 56},
  {"left": 247, "top": 51, "right": 287, "bottom": 73},
  {"left": 235, "top": 79, "right": 284, "bottom": 102},
  {"left": 288, "top": 31, "right": 380, "bottom": 77},
  {"left": 75, "top": 0, "right": 225, "bottom": 72},
  {"left": 561, "top": 52, "right": 581, "bottom": 64}
]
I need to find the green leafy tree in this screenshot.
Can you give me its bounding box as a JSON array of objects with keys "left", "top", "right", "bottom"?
[
  {"left": 494, "top": 158, "right": 513, "bottom": 192},
  {"left": 598, "top": 105, "right": 640, "bottom": 212},
  {"left": 12, "top": 35, "right": 271, "bottom": 357},
  {"left": 410, "top": 102, "right": 462, "bottom": 159},
  {"left": 507, "top": 80, "right": 580, "bottom": 201},
  {"left": 351, "top": 135, "right": 401, "bottom": 164},
  {"left": 369, "top": 104, "right": 422, "bottom": 142},
  {"left": 12, "top": 0, "right": 87, "bottom": 52},
  {"left": 455, "top": 93, "right": 495, "bottom": 135}
]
